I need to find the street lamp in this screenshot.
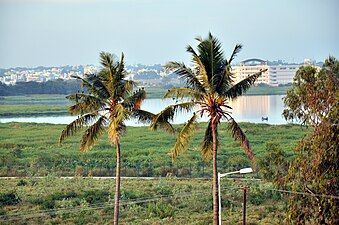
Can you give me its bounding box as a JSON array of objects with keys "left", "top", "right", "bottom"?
[{"left": 218, "top": 167, "right": 253, "bottom": 224}]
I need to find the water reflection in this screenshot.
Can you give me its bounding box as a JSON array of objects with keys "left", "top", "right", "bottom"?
[
  {"left": 229, "top": 95, "right": 286, "bottom": 124},
  {"left": 0, "top": 95, "right": 287, "bottom": 125}
]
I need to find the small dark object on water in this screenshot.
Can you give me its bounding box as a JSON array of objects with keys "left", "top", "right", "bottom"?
[{"left": 262, "top": 116, "right": 268, "bottom": 121}]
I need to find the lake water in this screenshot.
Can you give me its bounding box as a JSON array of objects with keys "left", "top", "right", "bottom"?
[{"left": 0, "top": 95, "right": 288, "bottom": 125}]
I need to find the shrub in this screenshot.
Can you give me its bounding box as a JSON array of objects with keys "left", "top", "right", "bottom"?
[
  {"left": 11, "top": 148, "right": 23, "bottom": 158},
  {"left": 159, "top": 166, "right": 178, "bottom": 177},
  {"left": 226, "top": 155, "right": 250, "bottom": 171},
  {"left": 257, "top": 142, "right": 289, "bottom": 185},
  {"left": 177, "top": 168, "right": 191, "bottom": 177},
  {"left": 140, "top": 167, "right": 154, "bottom": 177},
  {"left": 17, "top": 179, "right": 28, "bottom": 186},
  {"left": 88, "top": 168, "right": 112, "bottom": 177},
  {"left": 50, "top": 191, "right": 78, "bottom": 201},
  {"left": 146, "top": 201, "right": 175, "bottom": 219},
  {"left": 82, "top": 190, "right": 109, "bottom": 205},
  {"left": 75, "top": 166, "right": 85, "bottom": 177},
  {"left": 42, "top": 198, "right": 56, "bottom": 209},
  {"left": 121, "top": 167, "right": 138, "bottom": 177},
  {"left": 0, "top": 192, "right": 21, "bottom": 206}
]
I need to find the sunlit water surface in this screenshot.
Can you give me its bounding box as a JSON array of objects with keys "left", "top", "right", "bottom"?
[{"left": 0, "top": 95, "right": 288, "bottom": 125}]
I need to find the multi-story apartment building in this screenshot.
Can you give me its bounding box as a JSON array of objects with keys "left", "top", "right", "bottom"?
[{"left": 231, "top": 58, "right": 300, "bottom": 86}]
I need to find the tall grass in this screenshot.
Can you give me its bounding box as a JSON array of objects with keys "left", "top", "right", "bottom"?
[
  {"left": 0, "top": 177, "right": 286, "bottom": 224},
  {"left": 0, "top": 122, "right": 308, "bottom": 177}
]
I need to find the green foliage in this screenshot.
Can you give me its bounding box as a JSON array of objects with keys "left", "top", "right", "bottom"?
[
  {"left": 0, "top": 104, "right": 68, "bottom": 117},
  {"left": 0, "top": 192, "right": 21, "bottom": 206},
  {"left": 0, "top": 122, "right": 307, "bottom": 177},
  {"left": 50, "top": 191, "right": 78, "bottom": 200},
  {"left": 82, "top": 190, "right": 110, "bottom": 205},
  {"left": 258, "top": 142, "right": 289, "bottom": 185},
  {"left": 225, "top": 155, "right": 250, "bottom": 171},
  {"left": 0, "top": 79, "right": 82, "bottom": 96},
  {"left": 249, "top": 187, "right": 283, "bottom": 206},
  {"left": 283, "top": 56, "right": 338, "bottom": 126},
  {"left": 146, "top": 201, "right": 175, "bottom": 219},
  {"left": 0, "top": 178, "right": 287, "bottom": 224},
  {"left": 283, "top": 57, "right": 339, "bottom": 224},
  {"left": 17, "top": 179, "right": 28, "bottom": 186}
]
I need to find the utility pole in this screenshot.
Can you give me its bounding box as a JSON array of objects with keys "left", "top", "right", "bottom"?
[
  {"left": 218, "top": 168, "right": 253, "bottom": 224},
  {"left": 242, "top": 187, "right": 247, "bottom": 225}
]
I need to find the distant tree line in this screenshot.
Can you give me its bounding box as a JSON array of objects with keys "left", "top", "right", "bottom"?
[{"left": 0, "top": 79, "right": 82, "bottom": 96}]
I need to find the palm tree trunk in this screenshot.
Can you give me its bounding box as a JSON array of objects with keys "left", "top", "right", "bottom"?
[
  {"left": 211, "top": 120, "right": 219, "bottom": 225},
  {"left": 113, "top": 142, "right": 121, "bottom": 225}
]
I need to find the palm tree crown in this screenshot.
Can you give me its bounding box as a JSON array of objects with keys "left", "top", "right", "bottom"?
[
  {"left": 151, "top": 33, "right": 265, "bottom": 225},
  {"left": 152, "top": 33, "right": 264, "bottom": 160},
  {"left": 59, "top": 52, "right": 150, "bottom": 149}
]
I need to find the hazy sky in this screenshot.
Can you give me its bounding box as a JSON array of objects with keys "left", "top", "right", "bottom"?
[{"left": 0, "top": 0, "right": 338, "bottom": 68}]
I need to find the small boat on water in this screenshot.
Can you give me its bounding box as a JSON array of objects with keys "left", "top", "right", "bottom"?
[{"left": 261, "top": 116, "right": 268, "bottom": 121}]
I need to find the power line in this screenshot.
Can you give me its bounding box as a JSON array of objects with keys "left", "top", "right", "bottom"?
[
  {"left": 1, "top": 185, "right": 338, "bottom": 222},
  {"left": 0, "top": 189, "right": 213, "bottom": 222},
  {"left": 0, "top": 185, "right": 240, "bottom": 220},
  {"left": 267, "top": 188, "right": 339, "bottom": 200}
]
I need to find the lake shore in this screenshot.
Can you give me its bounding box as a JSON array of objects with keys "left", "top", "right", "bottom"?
[{"left": 0, "top": 85, "right": 290, "bottom": 117}]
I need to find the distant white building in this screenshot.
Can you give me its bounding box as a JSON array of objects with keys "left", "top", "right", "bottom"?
[
  {"left": 84, "top": 65, "right": 97, "bottom": 75},
  {"left": 231, "top": 58, "right": 301, "bottom": 86}
]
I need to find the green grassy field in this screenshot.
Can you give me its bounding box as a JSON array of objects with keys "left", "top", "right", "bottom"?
[
  {"left": 0, "top": 122, "right": 307, "bottom": 177},
  {"left": 0, "top": 103, "right": 304, "bottom": 224},
  {"left": 0, "top": 177, "right": 287, "bottom": 224},
  {"left": 0, "top": 95, "right": 70, "bottom": 117}
]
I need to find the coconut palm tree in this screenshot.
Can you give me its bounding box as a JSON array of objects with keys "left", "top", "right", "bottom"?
[
  {"left": 150, "top": 33, "right": 266, "bottom": 224},
  {"left": 59, "top": 52, "right": 157, "bottom": 225}
]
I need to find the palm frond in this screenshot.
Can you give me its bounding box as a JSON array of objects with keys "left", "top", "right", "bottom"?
[
  {"left": 99, "top": 52, "right": 114, "bottom": 69},
  {"left": 109, "top": 54, "right": 129, "bottom": 99},
  {"left": 67, "top": 94, "right": 104, "bottom": 115},
  {"left": 99, "top": 52, "right": 119, "bottom": 94},
  {"left": 164, "top": 87, "right": 203, "bottom": 100},
  {"left": 123, "top": 80, "right": 137, "bottom": 96},
  {"left": 200, "top": 121, "right": 217, "bottom": 160},
  {"left": 108, "top": 103, "right": 127, "bottom": 145},
  {"left": 196, "top": 33, "right": 225, "bottom": 83},
  {"left": 130, "top": 109, "right": 155, "bottom": 124},
  {"left": 123, "top": 88, "right": 146, "bottom": 110},
  {"left": 59, "top": 113, "right": 98, "bottom": 144},
  {"left": 151, "top": 102, "right": 195, "bottom": 127},
  {"left": 165, "top": 61, "right": 206, "bottom": 93},
  {"left": 149, "top": 104, "right": 176, "bottom": 133},
  {"left": 99, "top": 52, "right": 116, "bottom": 79},
  {"left": 186, "top": 46, "right": 211, "bottom": 92},
  {"left": 223, "top": 70, "right": 266, "bottom": 99},
  {"left": 228, "top": 118, "right": 255, "bottom": 161},
  {"left": 150, "top": 120, "right": 175, "bottom": 134},
  {"left": 228, "top": 44, "right": 243, "bottom": 64},
  {"left": 115, "top": 52, "right": 127, "bottom": 82},
  {"left": 71, "top": 75, "right": 109, "bottom": 99},
  {"left": 212, "top": 68, "right": 233, "bottom": 95},
  {"left": 170, "top": 114, "right": 197, "bottom": 160},
  {"left": 149, "top": 102, "right": 196, "bottom": 134},
  {"left": 79, "top": 116, "right": 107, "bottom": 152}
]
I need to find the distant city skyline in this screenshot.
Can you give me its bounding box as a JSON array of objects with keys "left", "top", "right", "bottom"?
[{"left": 0, "top": 0, "right": 338, "bottom": 68}]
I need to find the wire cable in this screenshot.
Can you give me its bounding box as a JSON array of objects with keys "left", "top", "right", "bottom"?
[
  {"left": 266, "top": 188, "right": 339, "bottom": 200},
  {"left": 0, "top": 188, "right": 213, "bottom": 222}
]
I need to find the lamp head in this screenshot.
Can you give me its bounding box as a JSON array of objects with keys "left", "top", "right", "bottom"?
[{"left": 239, "top": 168, "right": 253, "bottom": 174}]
